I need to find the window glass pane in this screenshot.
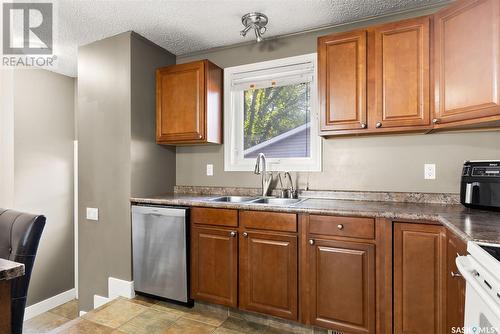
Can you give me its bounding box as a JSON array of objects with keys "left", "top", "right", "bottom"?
[{"left": 243, "top": 82, "right": 311, "bottom": 159}]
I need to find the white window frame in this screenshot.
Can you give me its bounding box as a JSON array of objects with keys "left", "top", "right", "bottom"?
[{"left": 224, "top": 53, "right": 322, "bottom": 172}]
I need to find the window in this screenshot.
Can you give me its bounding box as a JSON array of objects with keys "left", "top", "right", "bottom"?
[{"left": 224, "top": 54, "right": 321, "bottom": 171}]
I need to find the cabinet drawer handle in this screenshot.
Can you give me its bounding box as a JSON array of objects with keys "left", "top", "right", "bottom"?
[
  {"left": 337, "top": 224, "right": 344, "bottom": 230},
  {"left": 230, "top": 231, "right": 237, "bottom": 237},
  {"left": 432, "top": 118, "right": 440, "bottom": 124},
  {"left": 242, "top": 232, "right": 248, "bottom": 238},
  {"left": 451, "top": 271, "right": 462, "bottom": 278},
  {"left": 375, "top": 122, "right": 382, "bottom": 128},
  {"left": 360, "top": 122, "right": 367, "bottom": 129},
  {"left": 309, "top": 239, "right": 315, "bottom": 245}
]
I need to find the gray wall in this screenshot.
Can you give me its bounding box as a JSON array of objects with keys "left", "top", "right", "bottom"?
[
  {"left": 131, "top": 34, "right": 177, "bottom": 196},
  {"left": 78, "top": 32, "right": 132, "bottom": 312},
  {"left": 176, "top": 6, "right": 500, "bottom": 194},
  {"left": 77, "top": 32, "right": 176, "bottom": 312},
  {"left": 8, "top": 70, "right": 74, "bottom": 305}
]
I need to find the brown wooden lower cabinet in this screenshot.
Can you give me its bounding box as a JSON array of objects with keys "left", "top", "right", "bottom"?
[
  {"left": 189, "top": 208, "right": 466, "bottom": 334},
  {"left": 190, "top": 225, "right": 238, "bottom": 307},
  {"left": 0, "top": 280, "right": 11, "bottom": 334},
  {"left": 393, "top": 223, "right": 447, "bottom": 334},
  {"left": 446, "top": 231, "right": 467, "bottom": 333},
  {"left": 239, "top": 231, "right": 298, "bottom": 320},
  {"left": 308, "top": 238, "right": 376, "bottom": 334}
]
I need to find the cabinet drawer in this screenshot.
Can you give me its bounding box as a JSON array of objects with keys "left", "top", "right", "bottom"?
[
  {"left": 191, "top": 207, "right": 238, "bottom": 227},
  {"left": 240, "top": 211, "right": 297, "bottom": 233},
  {"left": 309, "top": 215, "right": 375, "bottom": 240}
]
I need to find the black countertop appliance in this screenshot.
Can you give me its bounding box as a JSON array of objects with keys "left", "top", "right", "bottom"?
[{"left": 461, "top": 160, "right": 500, "bottom": 211}]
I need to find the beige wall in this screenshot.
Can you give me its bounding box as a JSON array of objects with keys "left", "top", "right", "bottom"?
[
  {"left": 77, "top": 32, "right": 176, "bottom": 312},
  {"left": 176, "top": 5, "right": 500, "bottom": 194},
  {"left": 0, "top": 69, "right": 75, "bottom": 305}
]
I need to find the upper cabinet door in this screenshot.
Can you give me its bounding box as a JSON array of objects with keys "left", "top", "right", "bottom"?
[
  {"left": 318, "top": 30, "right": 368, "bottom": 133},
  {"left": 372, "top": 17, "right": 431, "bottom": 129},
  {"left": 156, "top": 60, "right": 222, "bottom": 145},
  {"left": 157, "top": 61, "right": 205, "bottom": 143},
  {"left": 433, "top": 0, "right": 500, "bottom": 126}
]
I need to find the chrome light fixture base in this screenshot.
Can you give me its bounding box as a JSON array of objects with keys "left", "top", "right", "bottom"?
[{"left": 240, "top": 12, "right": 268, "bottom": 42}]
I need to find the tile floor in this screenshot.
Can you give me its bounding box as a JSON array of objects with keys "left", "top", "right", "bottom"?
[
  {"left": 23, "top": 299, "right": 79, "bottom": 333},
  {"left": 23, "top": 296, "right": 327, "bottom": 334}
]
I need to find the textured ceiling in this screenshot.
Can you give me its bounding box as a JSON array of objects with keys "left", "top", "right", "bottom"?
[{"left": 53, "top": 0, "right": 448, "bottom": 77}]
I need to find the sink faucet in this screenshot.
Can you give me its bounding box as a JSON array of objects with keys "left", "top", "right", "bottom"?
[
  {"left": 283, "top": 172, "right": 298, "bottom": 198},
  {"left": 254, "top": 153, "right": 272, "bottom": 197}
]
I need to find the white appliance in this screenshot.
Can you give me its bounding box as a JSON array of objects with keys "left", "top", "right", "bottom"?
[{"left": 457, "top": 241, "right": 500, "bottom": 333}]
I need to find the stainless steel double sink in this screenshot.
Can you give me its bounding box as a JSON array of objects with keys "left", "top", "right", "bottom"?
[{"left": 208, "top": 196, "right": 305, "bottom": 206}]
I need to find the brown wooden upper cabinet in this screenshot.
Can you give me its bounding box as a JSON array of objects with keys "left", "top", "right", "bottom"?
[
  {"left": 319, "top": 17, "right": 431, "bottom": 136},
  {"left": 372, "top": 16, "right": 431, "bottom": 130},
  {"left": 433, "top": 0, "right": 500, "bottom": 127},
  {"left": 156, "top": 60, "right": 222, "bottom": 145},
  {"left": 318, "top": 0, "right": 500, "bottom": 136},
  {"left": 318, "top": 30, "right": 367, "bottom": 133}
]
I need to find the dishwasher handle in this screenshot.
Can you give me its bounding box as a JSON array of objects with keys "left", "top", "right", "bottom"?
[{"left": 132, "top": 205, "right": 187, "bottom": 217}]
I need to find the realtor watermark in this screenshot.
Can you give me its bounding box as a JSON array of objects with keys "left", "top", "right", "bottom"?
[
  {"left": 452, "top": 326, "right": 499, "bottom": 334},
  {"left": 1, "top": 1, "right": 56, "bottom": 68}
]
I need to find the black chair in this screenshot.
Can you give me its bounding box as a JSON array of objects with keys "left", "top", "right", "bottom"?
[{"left": 0, "top": 209, "right": 46, "bottom": 334}]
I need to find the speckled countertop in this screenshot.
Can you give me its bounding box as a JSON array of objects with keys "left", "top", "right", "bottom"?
[
  {"left": 131, "top": 194, "right": 500, "bottom": 245},
  {"left": 0, "top": 258, "right": 24, "bottom": 281}
]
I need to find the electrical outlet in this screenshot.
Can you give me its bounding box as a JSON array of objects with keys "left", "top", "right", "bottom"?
[
  {"left": 206, "top": 164, "right": 214, "bottom": 176},
  {"left": 424, "top": 164, "right": 436, "bottom": 180},
  {"left": 86, "top": 207, "right": 99, "bottom": 221}
]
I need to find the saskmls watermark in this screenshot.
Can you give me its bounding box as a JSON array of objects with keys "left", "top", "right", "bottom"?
[
  {"left": 1, "top": 1, "right": 57, "bottom": 69},
  {"left": 452, "top": 326, "right": 499, "bottom": 333}
]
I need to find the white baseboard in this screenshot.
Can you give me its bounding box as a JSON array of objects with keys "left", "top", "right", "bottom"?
[
  {"left": 24, "top": 288, "right": 76, "bottom": 320},
  {"left": 93, "top": 295, "right": 110, "bottom": 309},
  {"left": 108, "top": 277, "right": 135, "bottom": 300},
  {"left": 92, "top": 277, "right": 135, "bottom": 309}
]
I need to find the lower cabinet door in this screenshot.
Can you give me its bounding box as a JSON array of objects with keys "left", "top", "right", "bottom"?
[
  {"left": 191, "top": 226, "right": 238, "bottom": 307},
  {"left": 239, "top": 231, "right": 298, "bottom": 320},
  {"left": 393, "top": 223, "right": 446, "bottom": 334},
  {"left": 446, "top": 232, "right": 467, "bottom": 333},
  {"left": 308, "top": 238, "right": 375, "bottom": 334}
]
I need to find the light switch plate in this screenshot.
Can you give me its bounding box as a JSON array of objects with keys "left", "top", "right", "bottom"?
[
  {"left": 86, "top": 207, "right": 99, "bottom": 221},
  {"left": 206, "top": 164, "right": 214, "bottom": 176},
  {"left": 424, "top": 164, "right": 436, "bottom": 180}
]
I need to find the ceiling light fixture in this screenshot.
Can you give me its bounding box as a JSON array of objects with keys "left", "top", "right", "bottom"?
[{"left": 240, "top": 12, "right": 268, "bottom": 43}]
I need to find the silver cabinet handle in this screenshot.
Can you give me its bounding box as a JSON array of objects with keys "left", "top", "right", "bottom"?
[
  {"left": 432, "top": 118, "right": 440, "bottom": 124},
  {"left": 242, "top": 232, "right": 248, "bottom": 238},
  {"left": 230, "top": 231, "right": 237, "bottom": 237},
  {"left": 451, "top": 271, "right": 462, "bottom": 278},
  {"left": 360, "top": 122, "right": 367, "bottom": 129},
  {"left": 337, "top": 224, "right": 344, "bottom": 230},
  {"left": 375, "top": 122, "right": 382, "bottom": 128},
  {"left": 309, "top": 239, "right": 315, "bottom": 245}
]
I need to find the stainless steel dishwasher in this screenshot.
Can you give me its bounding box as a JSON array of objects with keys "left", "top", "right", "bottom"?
[{"left": 132, "top": 205, "right": 192, "bottom": 305}]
